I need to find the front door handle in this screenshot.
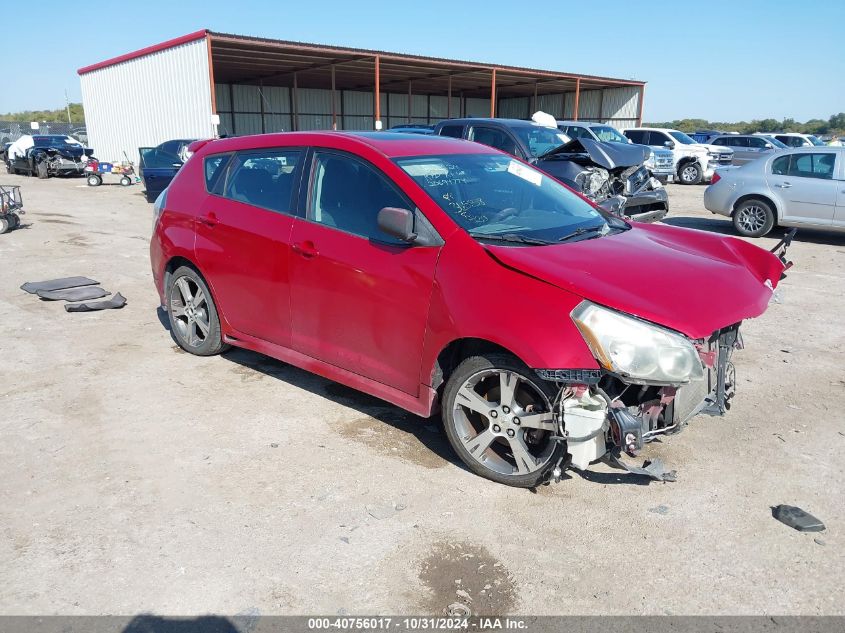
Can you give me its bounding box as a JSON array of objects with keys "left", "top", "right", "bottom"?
[
  {"left": 776, "top": 182, "right": 792, "bottom": 189},
  {"left": 292, "top": 241, "right": 319, "bottom": 259},
  {"left": 199, "top": 212, "right": 218, "bottom": 227}
]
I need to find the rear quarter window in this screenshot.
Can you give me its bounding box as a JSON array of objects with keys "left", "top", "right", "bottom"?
[{"left": 204, "top": 154, "right": 231, "bottom": 195}]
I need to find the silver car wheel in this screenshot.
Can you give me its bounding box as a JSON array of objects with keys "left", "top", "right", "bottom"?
[
  {"left": 170, "top": 276, "right": 211, "bottom": 348},
  {"left": 681, "top": 165, "right": 698, "bottom": 182},
  {"left": 452, "top": 369, "right": 557, "bottom": 477},
  {"left": 737, "top": 205, "right": 767, "bottom": 233}
]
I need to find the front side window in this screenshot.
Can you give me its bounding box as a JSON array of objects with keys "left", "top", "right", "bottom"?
[
  {"left": 648, "top": 131, "right": 672, "bottom": 146},
  {"left": 396, "top": 153, "right": 609, "bottom": 244},
  {"left": 712, "top": 137, "right": 728, "bottom": 146},
  {"left": 668, "top": 131, "right": 697, "bottom": 145},
  {"left": 512, "top": 126, "right": 569, "bottom": 157},
  {"left": 564, "top": 125, "right": 592, "bottom": 140},
  {"left": 222, "top": 149, "right": 301, "bottom": 213},
  {"left": 308, "top": 151, "right": 411, "bottom": 243},
  {"left": 624, "top": 130, "right": 646, "bottom": 143},
  {"left": 747, "top": 136, "right": 769, "bottom": 149},
  {"left": 807, "top": 135, "right": 826, "bottom": 147}
]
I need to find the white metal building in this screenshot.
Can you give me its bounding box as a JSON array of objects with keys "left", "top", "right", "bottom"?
[{"left": 79, "top": 30, "right": 647, "bottom": 162}]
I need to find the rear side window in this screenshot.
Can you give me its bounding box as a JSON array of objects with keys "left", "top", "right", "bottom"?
[
  {"left": 438, "top": 124, "right": 465, "bottom": 138},
  {"left": 221, "top": 149, "right": 302, "bottom": 214},
  {"left": 624, "top": 130, "right": 646, "bottom": 143},
  {"left": 468, "top": 126, "right": 519, "bottom": 156},
  {"left": 204, "top": 154, "right": 231, "bottom": 194},
  {"left": 712, "top": 137, "right": 728, "bottom": 146},
  {"left": 772, "top": 153, "right": 836, "bottom": 179}
]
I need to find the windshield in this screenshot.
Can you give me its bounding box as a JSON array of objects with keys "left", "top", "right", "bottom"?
[
  {"left": 807, "top": 135, "right": 826, "bottom": 146},
  {"left": 395, "top": 153, "right": 611, "bottom": 244},
  {"left": 513, "top": 126, "right": 570, "bottom": 157},
  {"left": 669, "top": 131, "right": 698, "bottom": 145},
  {"left": 761, "top": 135, "right": 788, "bottom": 148},
  {"left": 33, "top": 135, "right": 77, "bottom": 147},
  {"left": 592, "top": 126, "right": 629, "bottom": 144}
]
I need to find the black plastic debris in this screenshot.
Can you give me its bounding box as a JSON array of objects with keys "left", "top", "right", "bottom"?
[
  {"left": 772, "top": 505, "right": 825, "bottom": 532},
  {"left": 65, "top": 293, "right": 127, "bottom": 312},
  {"left": 606, "top": 450, "right": 677, "bottom": 482},
  {"left": 36, "top": 286, "right": 110, "bottom": 302},
  {"left": 21, "top": 277, "right": 99, "bottom": 294}
]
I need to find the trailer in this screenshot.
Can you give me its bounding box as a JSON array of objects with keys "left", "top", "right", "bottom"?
[
  {"left": 85, "top": 159, "right": 137, "bottom": 187},
  {"left": 0, "top": 184, "right": 24, "bottom": 234}
]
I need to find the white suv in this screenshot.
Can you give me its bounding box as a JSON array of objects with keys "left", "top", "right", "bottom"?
[
  {"left": 763, "top": 133, "right": 827, "bottom": 148},
  {"left": 622, "top": 127, "right": 734, "bottom": 185}
]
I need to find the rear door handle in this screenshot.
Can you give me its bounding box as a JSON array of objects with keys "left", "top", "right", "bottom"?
[
  {"left": 200, "top": 212, "right": 218, "bottom": 227},
  {"left": 292, "top": 241, "right": 319, "bottom": 259}
]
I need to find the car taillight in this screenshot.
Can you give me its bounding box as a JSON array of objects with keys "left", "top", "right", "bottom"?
[{"left": 711, "top": 172, "right": 721, "bottom": 185}]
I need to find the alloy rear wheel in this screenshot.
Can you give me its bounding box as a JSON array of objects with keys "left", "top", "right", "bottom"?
[
  {"left": 167, "top": 266, "right": 228, "bottom": 356},
  {"left": 733, "top": 199, "right": 775, "bottom": 237}
]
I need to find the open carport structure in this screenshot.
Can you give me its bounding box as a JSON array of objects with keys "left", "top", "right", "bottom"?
[{"left": 79, "top": 30, "right": 646, "bottom": 161}]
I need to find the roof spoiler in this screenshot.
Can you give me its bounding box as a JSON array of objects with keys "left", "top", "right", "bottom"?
[{"left": 187, "top": 139, "right": 213, "bottom": 154}]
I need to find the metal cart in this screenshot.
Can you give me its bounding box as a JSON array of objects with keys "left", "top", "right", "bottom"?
[
  {"left": 0, "top": 184, "right": 24, "bottom": 234},
  {"left": 84, "top": 159, "right": 137, "bottom": 187}
]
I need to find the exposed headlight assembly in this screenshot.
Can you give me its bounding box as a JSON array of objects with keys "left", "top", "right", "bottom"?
[{"left": 571, "top": 301, "right": 704, "bottom": 385}]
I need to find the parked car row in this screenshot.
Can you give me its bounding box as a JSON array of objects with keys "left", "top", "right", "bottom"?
[
  {"left": 3, "top": 134, "right": 96, "bottom": 178},
  {"left": 151, "top": 131, "right": 790, "bottom": 487}
]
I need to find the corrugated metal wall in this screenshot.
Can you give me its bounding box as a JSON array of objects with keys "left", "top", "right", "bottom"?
[
  {"left": 499, "top": 85, "right": 641, "bottom": 126},
  {"left": 81, "top": 38, "right": 214, "bottom": 162},
  {"left": 213, "top": 82, "right": 641, "bottom": 131}
]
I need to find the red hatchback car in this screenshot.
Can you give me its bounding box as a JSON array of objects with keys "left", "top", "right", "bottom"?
[{"left": 151, "top": 131, "right": 788, "bottom": 487}]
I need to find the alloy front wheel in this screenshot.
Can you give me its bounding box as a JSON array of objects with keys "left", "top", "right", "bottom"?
[{"left": 442, "top": 354, "right": 562, "bottom": 487}]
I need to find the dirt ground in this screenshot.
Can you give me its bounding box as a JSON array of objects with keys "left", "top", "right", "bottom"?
[{"left": 1, "top": 174, "right": 843, "bottom": 616}]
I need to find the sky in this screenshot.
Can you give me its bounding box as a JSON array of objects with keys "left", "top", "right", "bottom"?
[{"left": 2, "top": 0, "right": 842, "bottom": 123}]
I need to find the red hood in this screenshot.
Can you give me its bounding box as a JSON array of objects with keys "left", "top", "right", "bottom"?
[{"left": 487, "top": 222, "right": 786, "bottom": 339}]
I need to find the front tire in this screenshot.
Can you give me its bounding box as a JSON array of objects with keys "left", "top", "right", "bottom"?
[
  {"left": 87, "top": 174, "right": 102, "bottom": 187},
  {"left": 36, "top": 161, "right": 48, "bottom": 179},
  {"left": 677, "top": 162, "right": 702, "bottom": 185},
  {"left": 441, "top": 353, "right": 562, "bottom": 488},
  {"left": 166, "top": 266, "right": 228, "bottom": 356},
  {"left": 0, "top": 217, "right": 8, "bottom": 234},
  {"left": 733, "top": 198, "right": 775, "bottom": 237},
  {"left": 119, "top": 175, "right": 132, "bottom": 186}
]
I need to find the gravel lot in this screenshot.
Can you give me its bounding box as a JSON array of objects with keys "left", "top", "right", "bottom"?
[{"left": 1, "top": 174, "right": 843, "bottom": 616}]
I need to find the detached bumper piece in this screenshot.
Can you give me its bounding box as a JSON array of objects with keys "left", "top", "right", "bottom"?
[{"left": 606, "top": 449, "right": 677, "bottom": 482}]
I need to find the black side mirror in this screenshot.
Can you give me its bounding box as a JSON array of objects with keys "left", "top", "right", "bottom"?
[
  {"left": 377, "top": 207, "right": 417, "bottom": 243},
  {"left": 664, "top": 141, "right": 675, "bottom": 149}
]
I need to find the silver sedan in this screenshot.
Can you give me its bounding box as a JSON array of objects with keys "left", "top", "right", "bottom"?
[{"left": 704, "top": 147, "right": 845, "bottom": 237}]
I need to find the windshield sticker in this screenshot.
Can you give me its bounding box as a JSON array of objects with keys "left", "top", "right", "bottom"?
[{"left": 507, "top": 160, "right": 542, "bottom": 186}]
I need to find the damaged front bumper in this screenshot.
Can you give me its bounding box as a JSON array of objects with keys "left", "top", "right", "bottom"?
[
  {"left": 540, "top": 324, "right": 744, "bottom": 478},
  {"left": 596, "top": 180, "right": 669, "bottom": 224}
]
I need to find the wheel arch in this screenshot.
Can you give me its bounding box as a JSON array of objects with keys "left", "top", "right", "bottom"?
[
  {"left": 430, "top": 337, "right": 531, "bottom": 392},
  {"left": 732, "top": 192, "right": 780, "bottom": 221}
]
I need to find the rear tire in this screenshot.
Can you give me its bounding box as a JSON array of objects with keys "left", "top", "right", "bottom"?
[
  {"left": 166, "top": 265, "right": 228, "bottom": 356},
  {"left": 441, "top": 353, "right": 563, "bottom": 488},
  {"left": 119, "top": 175, "right": 132, "bottom": 186},
  {"left": 733, "top": 198, "right": 775, "bottom": 237},
  {"left": 677, "top": 162, "right": 702, "bottom": 185},
  {"left": 87, "top": 174, "right": 102, "bottom": 187}
]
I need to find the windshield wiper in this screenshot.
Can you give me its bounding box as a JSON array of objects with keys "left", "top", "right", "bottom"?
[
  {"left": 470, "top": 232, "right": 552, "bottom": 246},
  {"left": 557, "top": 224, "right": 608, "bottom": 243}
]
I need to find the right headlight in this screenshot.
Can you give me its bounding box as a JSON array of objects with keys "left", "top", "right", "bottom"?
[{"left": 571, "top": 301, "right": 704, "bottom": 385}]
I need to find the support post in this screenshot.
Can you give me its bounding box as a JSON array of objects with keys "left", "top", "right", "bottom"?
[
  {"left": 331, "top": 65, "right": 337, "bottom": 130},
  {"left": 573, "top": 78, "right": 581, "bottom": 121},
  {"left": 374, "top": 55, "right": 381, "bottom": 130},
  {"left": 447, "top": 75, "right": 452, "bottom": 119},
  {"left": 292, "top": 72, "right": 299, "bottom": 131},
  {"left": 407, "top": 80, "right": 412, "bottom": 124},
  {"left": 636, "top": 84, "right": 646, "bottom": 126},
  {"left": 490, "top": 68, "right": 496, "bottom": 118},
  {"left": 532, "top": 81, "right": 538, "bottom": 117},
  {"left": 259, "top": 80, "right": 265, "bottom": 133},
  {"left": 598, "top": 89, "right": 604, "bottom": 123}
]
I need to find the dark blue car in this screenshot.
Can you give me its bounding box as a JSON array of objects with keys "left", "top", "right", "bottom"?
[{"left": 139, "top": 139, "right": 196, "bottom": 202}]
